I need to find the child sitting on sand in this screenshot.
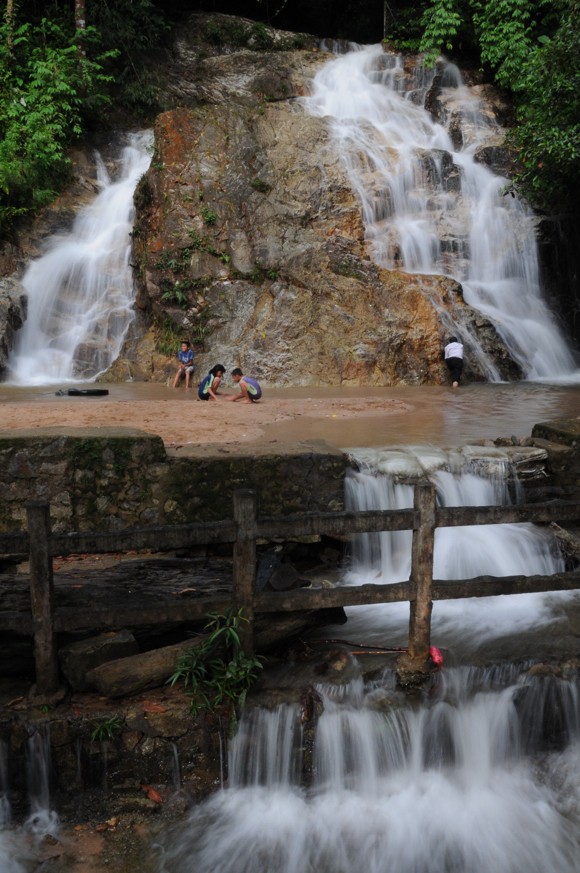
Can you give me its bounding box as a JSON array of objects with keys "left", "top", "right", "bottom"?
[{"left": 226, "top": 368, "right": 262, "bottom": 403}]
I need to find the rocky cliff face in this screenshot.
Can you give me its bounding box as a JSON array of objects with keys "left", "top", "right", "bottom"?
[
  {"left": 126, "top": 13, "right": 518, "bottom": 387},
  {"left": 0, "top": 14, "right": 522, "bottom": 387},
  {"left": 0, "top": 278, "right": 27, "bottom": 374}
]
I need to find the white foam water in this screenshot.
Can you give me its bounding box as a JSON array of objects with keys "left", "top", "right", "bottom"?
[
  {"left": 343, "top": 446, "right": 575, "bottom": 658},
  {"left": 8, "top": 131, "right": 152, "bottom": 386},
  {"left": 154, "top": 449, "right": 580, "bottom": 873},
  {"left": 158, "top": 667, "right": 580, "bottom": 873},
  {"left": 303, "top": 45, "right": 579, "bottom": 381}
]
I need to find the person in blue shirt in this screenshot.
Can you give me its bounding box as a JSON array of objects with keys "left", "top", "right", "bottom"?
[
  {"left": 172, "top": 341, "right": 195, "bottom": 389},
  {"left": 198, "top": 364, "right": 226, "bottom": 400},
  {"left": 227, "top": 368, "right": 262, "bottom": 403}
]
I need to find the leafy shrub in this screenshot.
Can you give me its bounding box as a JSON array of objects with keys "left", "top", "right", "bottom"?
[{"left": 169, "top": 609, "right": 264, "bottom": 716}]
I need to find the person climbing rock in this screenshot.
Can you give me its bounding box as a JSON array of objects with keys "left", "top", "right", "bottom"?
[{"left": 444, "top": 336, "right": 464, "bottom": 388}]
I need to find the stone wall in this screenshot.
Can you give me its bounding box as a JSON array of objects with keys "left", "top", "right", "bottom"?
[{"left": 0, "top": 428, "right": 347, "bottom": 533}]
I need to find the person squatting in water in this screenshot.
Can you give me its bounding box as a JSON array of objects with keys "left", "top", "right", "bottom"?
[{"left": 197, "top": 365, "right": 263, "bottom": 403}]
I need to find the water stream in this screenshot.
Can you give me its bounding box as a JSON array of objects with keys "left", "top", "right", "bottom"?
[
  {"left": 7, "top": 131, "right": 152, "bottom": 386},
  {"left": 155, "top": 450, "right": 580, "bottom": 872},
  {"left": 2, "top": 46, "right": 580, "bottom": 873},
  {"left": 304, "top": 45, "right": 579, "bottom": 380},
  {"left": 159, "top": 669, "right": 580, "bottom": 873}
]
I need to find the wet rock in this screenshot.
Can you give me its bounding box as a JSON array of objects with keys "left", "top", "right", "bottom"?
[
  {"left": 59, "top": 631, "right": 139, "bottom": 691},
  {"left": 0, "top": 277, "right": 27, "bottom": 378}
]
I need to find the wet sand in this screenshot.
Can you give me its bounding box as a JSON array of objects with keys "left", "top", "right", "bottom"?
[{"left": 2, "top": 381, "right": 580, "bottom": 449}]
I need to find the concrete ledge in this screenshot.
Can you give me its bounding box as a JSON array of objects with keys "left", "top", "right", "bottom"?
[{"left": 0, "top": 431, "right": 347, "bottom": 531}]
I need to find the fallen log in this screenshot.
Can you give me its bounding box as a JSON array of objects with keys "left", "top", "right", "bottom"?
[{"left": 85, "top": 608, "right": 347, "bottom": 697}]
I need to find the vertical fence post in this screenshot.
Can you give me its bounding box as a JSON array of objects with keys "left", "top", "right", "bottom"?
[
  {"left": 233, "top": 490, "right": 257, "bottom": 656},
  {"left": 27, "top": 501, "right": 59, "bottom": 694},
  {"left": 397, "top": 482, "right": 436, "bottom": 684}
]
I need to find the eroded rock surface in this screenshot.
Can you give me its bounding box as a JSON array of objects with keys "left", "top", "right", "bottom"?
[{"left": 128, "top": 14, "right": 517, "bottom": 386}]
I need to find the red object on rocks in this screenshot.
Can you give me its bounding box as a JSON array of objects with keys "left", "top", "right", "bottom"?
[{"left": 429, "top": 646, "right": 444, "bottom": 670}]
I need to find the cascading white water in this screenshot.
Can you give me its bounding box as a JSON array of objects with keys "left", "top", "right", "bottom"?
[
  {"left": 158, "top": 666, "right": 580, "bottom": 873},
  {"left": 7, "top": 131, "right": 152, "bottom": 386},
  {"left": 343, "top": 446, "right": 573, "bottom": 656},
  {"left": 25, "top": 725, "right": 59, "bottom": 836},
  {"left": 154, "top": 449, "right": 580, "bottom": 873},
  {"left": 304, "top": 45, "right": 578, "bottom": 380}
]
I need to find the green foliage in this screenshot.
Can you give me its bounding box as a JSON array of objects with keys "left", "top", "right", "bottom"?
[
  {"left": 415, "top": 0, "right": 579, "bottom": 212},
  {"left": 384, "top": 3, "right": 427, "bottom": 53},
  {"left": 510, "top": 0, "right": 580, "bottom": 209},
  {"left": 85, "top": 0, "right": 169, "bottom": 115},
  {"left": 153, "top": 316, "right": 185, "bottom": 357},
  {"left": 0, "top": 15, "right": 113, "bottom": 233},
  {"left": 161, "top": 285, "right": 190, "bottom": 307},
  {"left": 200, "top": 205, "right": 218, "bottom": 226},
  {"left": 251, "top": 177, "right": 271, "bottom": 193},
  {"left": 473, "top": 0, "right": 550, "bottom": 88},
  {"left": 168, "top": 609, "right": 264, "bottom": 716},
  {"left": 91, "top": 714, "right": 124, "bottom": 742},
  {"left": 0, "top": 0, "right": 172, "bottom": 234},
  {"left": 419, "top": 0, "right": 466, "bottom": 60}
]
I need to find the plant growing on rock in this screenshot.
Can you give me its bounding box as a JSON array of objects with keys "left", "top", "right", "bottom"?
[
  {"left": 90, "top": 714, "right": 124, "bottom": 742},
  {"left": 168, "top": 609, "right": 264, "bottom": 717}
]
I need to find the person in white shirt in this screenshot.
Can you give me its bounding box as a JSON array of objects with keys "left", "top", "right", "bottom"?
[{"left": 444, "top": 336, "right": 464, "bottom": 388}]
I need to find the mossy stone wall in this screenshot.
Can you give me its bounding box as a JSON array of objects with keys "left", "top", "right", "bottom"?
[{"left": 0, "top": 428, "right": 346, "bottom": 532}]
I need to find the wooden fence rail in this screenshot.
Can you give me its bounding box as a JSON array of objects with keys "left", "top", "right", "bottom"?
[{"left": 2, "top": 487, "right": 580, "bottom": 693}]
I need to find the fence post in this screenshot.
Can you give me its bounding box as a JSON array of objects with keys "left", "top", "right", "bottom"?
[
  {"left": 27, "top": 501, "right": 59, "bottom": 694},
  {"left": 397, "top": 482, "right": 436, "bottom": 685},
  {"left": 233, "top": 490, "right": 257, "bottom": 656}
]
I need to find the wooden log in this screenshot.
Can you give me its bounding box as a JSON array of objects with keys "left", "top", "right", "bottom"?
[
  {"left": 85, "top": 610, "right": 346, "bottom": 697},
  {"left": 437, "top": 501, "right": 580, "bottom": 528},
  {"left": 86, "top": 637, "right": 205, "bottom": 698},
  {"left": 5, "top": 498, "right": 580, "bottom": 559},
  {"left": 431, "top": 569, "right": 580, "bottom": 599},
  {"left": 407, "top": 483, "right": 436, "bottom": 664},
  {"left": 254, "top": 582, "right": 411, "bottom": 612},
  {"left": 27, "top": 501, "right": 59, "bottom": 693},
  {"left": 257, "top": 509, "right": 417, "bottom": 539},
  {"left": 54, "top": 596, "right": 232, "bottom": 632},
  {"left": 48, "top": 519, "right": 236, "bottom": 557}
]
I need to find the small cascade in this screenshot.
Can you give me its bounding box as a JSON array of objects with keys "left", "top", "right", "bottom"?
[
  {"left": 8, "top": 130, "right": 152, "bottom": 386},
  {"left": 158, "top": 667, "right": 580, "bottom": 873},
  {"left": 169, "top": 742, "right": 181, "bottom": 793},
  {"left": 0, "top": 739, "right": 11, "bottom": 828},
  {"left": 343, "top": 446, "right": 572, "bottom": 656},
  {"left": 25, "top": 724, "right": 59, "bottom": 835},
  {"left": 228, "top": 705, "right": 303, "bottom": 788},
  {"left": 304, "top": 45, "right": 578, "bottom": 380}
]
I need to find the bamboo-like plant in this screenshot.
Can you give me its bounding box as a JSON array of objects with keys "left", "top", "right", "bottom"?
[{"left": 168, "top": 609, "right": 264, "bottom": 716}]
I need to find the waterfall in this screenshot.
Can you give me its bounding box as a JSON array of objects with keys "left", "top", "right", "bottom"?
[
  {"left": 154, "top": 452, "right": 580, "bottom": 873},
  {"left": 0, "top": 739, "right": 11, "bottom": 828},
  {"left": 343, "top": 446, "right": 572, "bottom": 656},
  {"left": 304, "top": 45, "right": 578, "bottom": 381},
  {"left": 158, "top": 668, "right": 580, "bottom": 873},
  {"left": 8, "top": 131, "right": 152, "bottom": 386},
  {"left": 25, "top": 724, "right": 59, "bottom": 836}
]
